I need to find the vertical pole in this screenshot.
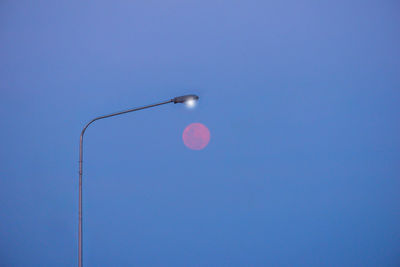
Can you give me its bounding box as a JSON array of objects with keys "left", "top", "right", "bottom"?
[{"left": 79, "top": 133, "right": 84, "bottom": 267}]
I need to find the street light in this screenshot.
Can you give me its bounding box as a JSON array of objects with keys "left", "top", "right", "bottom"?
[{"left": 78, "top": 94, "right": 199, "bottom": 267}]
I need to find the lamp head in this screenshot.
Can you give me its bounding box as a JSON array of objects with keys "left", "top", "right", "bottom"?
[{"left": 172, "top": 94, "right": 199, "bottom": 108}]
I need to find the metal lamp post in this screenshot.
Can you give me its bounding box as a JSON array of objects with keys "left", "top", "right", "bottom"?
[{"left": 78, "top": 94, "right": 199, "bottom": 267}]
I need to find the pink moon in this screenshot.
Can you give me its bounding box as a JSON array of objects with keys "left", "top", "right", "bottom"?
[{"left": 182, "top": 123, "right": 211, "bottom": 150}]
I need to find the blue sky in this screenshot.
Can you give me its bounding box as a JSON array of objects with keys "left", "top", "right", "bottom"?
[{"left": 1, "top": 1, "right": 399, "bottom": 266}]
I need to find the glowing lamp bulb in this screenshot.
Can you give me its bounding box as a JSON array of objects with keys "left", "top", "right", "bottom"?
[{"left": 185, "top": 98, "right": 196, "bottom": 108}]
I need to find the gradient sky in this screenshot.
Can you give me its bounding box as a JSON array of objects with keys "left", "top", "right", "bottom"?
[{"left": 1, "top": 1, "right": 399, "bottom": 266}]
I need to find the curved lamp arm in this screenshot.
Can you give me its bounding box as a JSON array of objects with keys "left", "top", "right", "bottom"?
[{"left": 78, "top": 98, "right": 181, "bottom": 267}]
